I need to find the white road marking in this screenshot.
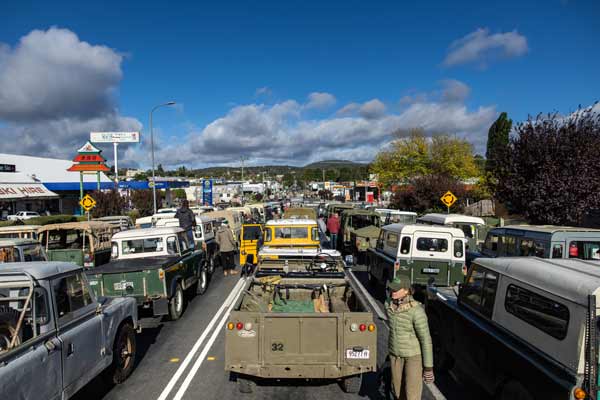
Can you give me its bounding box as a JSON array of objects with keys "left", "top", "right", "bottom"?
[
  {"left": 157, "top": 277, "right": 247, "bottom": 400},
  {"left": 172, "top": 280, "right": 247, "bottom": 400}
]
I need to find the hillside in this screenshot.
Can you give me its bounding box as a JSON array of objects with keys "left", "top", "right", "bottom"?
[{"left": 303, "top": 160, "right": 367, "bottom": 169}]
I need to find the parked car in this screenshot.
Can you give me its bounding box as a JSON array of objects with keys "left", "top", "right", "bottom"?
[
  {"left": 203, "top": 210, "right": 243, "bottom": 241},
  {"left": 0, "top": 262, "right": 138, "bottom": 399},
  {"left": 87, "top": 227, "right": 208, "bottom": 320},
  {"left": 374, "top": 209, "right": 417, "bottom": 225},
  {"left": 38, "top": 221, "right": 117, "bottom": 268},
  {"left": 261, "top": 219, "right": 320, "bottom": 250},
  {"left": 0, "top": 225, "right": 41, "bottom": 240},
  {"left": 338, "top": 209, "right": 381, "bottom": 254},
  {"left": 473, "top": 225, "right": 600, "bottom": 262},
  {"left": 155, "top": 216, "right": 220, "bottom": 274},
  {"left": 367, "top": 224, "right": 466, "bottom": 298},
  {"left": 427, "top": 257, "right": 600, "bottom": 400},
  {"left": 6, "top": 211, "right": 40, "bottom": 221},
  {"left": 417, "top": 213, "right": 487, "bottom": 250},
  {"left": 226, "top": 247, "right": 376, "bottom": 393},
  {"left": 0, "top": 238, "right": 47, "bottom": 263}
]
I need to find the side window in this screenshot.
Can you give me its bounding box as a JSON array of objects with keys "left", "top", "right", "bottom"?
[
  {"left": 519, "top": 239, "right": 535, "bottom": 256},
  {"left": 167, "top": 236, "right": 178, "bottom": 255},
  {"left": 311, "top": 227, "right": 319, "bottom": 241},
  {"left": 376, "top": 230, "right": 385, "bottom": 250},
  {"left": 460, "top": 266, "right": 498, "bottom": 318},
  {"left": 454, "top": 239, "right": 464, "bottom": 258},
  {"left": 52, "top": 273, "right": 94, "bottom": 323},
  {"left": 386, "top": 233, "right": 399, "bottom": 248},
  {"left": 551, "top": 244, "right": 563, "bottom": 258},
  {"left": 265, "top": 228, "right": 272, "bottom": 243},
  {"left": 178, "top": 233, "right": 189, "bottom": 252},
  {"left": 504, "top": 236, "right": 517, "bottom": 256},
  {"left": 484, "top": 234, "right": 499, "bottom": 252},
  {"left": 400, "top": 236, "right": 411, "bottom": 254},
  {"left": 505, "top": 284, "right": 569, "bottom": 340}
]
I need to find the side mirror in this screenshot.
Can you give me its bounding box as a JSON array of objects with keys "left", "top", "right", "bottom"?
[{"left": 344, "top": 255, "right": 355, "bottom": 267}]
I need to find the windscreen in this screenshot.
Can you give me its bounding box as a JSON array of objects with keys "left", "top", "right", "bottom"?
[
  {"left": 243, "top": 226, "right": 262, "bottom": 240},
  {"left": 22, "top": 245, "right": 46, "bottom": 261},
  {"left": 350, "top": 215, "right": 379, "bottom": 229},
  {"left": 41, "top": 230, "right": 88, "bottom": 250},
  {"left": 274, "top": 227, "right": 308, "bottom": 239},
  {"left": 122, "top": 237, "right": 165, "bottom": 255}
]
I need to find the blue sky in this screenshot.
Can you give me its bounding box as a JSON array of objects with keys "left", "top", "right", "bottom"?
[{"left": 1, "top": 0, "right": 599, "bottom": 168}]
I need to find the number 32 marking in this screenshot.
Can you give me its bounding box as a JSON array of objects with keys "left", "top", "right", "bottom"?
[{"left": 271, "top": 342, "right": 284, "bottom": 351}]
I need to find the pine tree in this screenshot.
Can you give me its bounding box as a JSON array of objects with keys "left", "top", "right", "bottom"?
[{"left": 485, "top": 112, "right": 512, "bottom": 177}]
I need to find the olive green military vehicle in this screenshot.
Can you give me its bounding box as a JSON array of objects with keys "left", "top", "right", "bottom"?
[
  {"left": 338, "top": 209, "right": 381, "bottom": 255},
  {"left": 225, "top": 247, "right": 377, "bottom": 394}
]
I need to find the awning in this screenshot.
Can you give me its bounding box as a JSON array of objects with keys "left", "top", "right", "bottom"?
[{"left": 0, "top": 183, "right": 59, "bottom": 200}]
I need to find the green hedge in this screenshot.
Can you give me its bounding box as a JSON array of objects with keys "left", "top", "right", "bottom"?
[{"left": 25, "top": 215, "right": 79, "bottom": 226}]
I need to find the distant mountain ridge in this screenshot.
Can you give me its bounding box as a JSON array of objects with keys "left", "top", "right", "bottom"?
[{"left": 303, "top": 160, "right": 367, "bottom": 169}]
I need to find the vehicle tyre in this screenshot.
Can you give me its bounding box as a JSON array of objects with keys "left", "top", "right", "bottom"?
[
  {"left": 169, "top": 283, "right": 185, "bottom": 321},
  {"left": 237, "top": 375, "right": 255, "bottom": 394},
  {"left": 0, "top": 307, "right": 21, "bottom": 352},
  {"left": 196, "top": 269, "right": 208, "bottom": 295},
  {"left": 207, "top": 256, "right": 215, "bottom": 275},
  {"left": 103, "top": 322, "right": 136, "bottom": 384},
  {"left": 497, "top": 380, "right": 533, "bottom": 400},
  {"left": 341, "top": 373, "right": 362, "bottom": 393}
]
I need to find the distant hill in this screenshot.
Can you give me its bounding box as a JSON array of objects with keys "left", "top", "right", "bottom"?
[{"left": 303, "top": 160, "right": 367, "bottom": 169}]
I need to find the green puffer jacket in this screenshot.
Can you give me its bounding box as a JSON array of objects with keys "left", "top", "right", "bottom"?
[{"left": 385, "top": 296, "right": 433, "bottom": 368}]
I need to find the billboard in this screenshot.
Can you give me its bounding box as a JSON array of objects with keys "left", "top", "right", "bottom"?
[
  {"left": 202, "top": 179, "right": 213, "bottom": 206},
  {"left": 90, "top": 132, "right": 140, "bottom": 143}
]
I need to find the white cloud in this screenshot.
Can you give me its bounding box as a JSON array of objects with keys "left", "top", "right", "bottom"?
[
  {"left": 151, "top": 83, "right": 497, "bottom": 167},
  {"left": 443, "top": 28, "right": 528, "bottom": 67},
  {"left": 359, "top": 99, "right": 386, "bottom": 119},
  {"left": 254, "top": 86, "right": 272, "bottom": 97},
  {"left": 305, "top": 92, "right": 336, "bottom": 110},
  {"left": 0, "top": 28, "right": 141, "bottom": 162}
]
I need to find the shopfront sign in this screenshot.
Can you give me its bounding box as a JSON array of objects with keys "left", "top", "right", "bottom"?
[{"left": 0, "top": 184, "right": 58, "bottom": 200}]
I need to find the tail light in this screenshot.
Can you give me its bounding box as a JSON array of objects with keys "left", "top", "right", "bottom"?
[
  {"left": 236, "top": 322, "right": 244, "bottom": 330},
  {"left": 569, "top": 243, "right": 579, "bottom": 257},
  {"left": 227, "top": 322, "right": 234, "bottom": 330},
  {"left": 359, "top": 324, "right": 367, "bottom": 332},
  {"left": 574, "top": 388, "right": 586, "bottom": 399},
  {"left": 84, "top": 252, "right": 93, "bottom": 262},
  {"left": 462, "top": 265, "right": 468, "bottom": 276},
  {"left": 368, "top": 324, "right": 375, "bottom": 332},
  {"left": 159, "top": 270, "right": 165, "bottom": 280},
  {"left": 394, "top": 261, "right": 400, "bottom": 271}
]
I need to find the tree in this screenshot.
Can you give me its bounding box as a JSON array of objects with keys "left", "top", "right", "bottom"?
[
  {"left": 370, "top": 129, "right": 479, "bottom": 188},
  {"left": 485, "top": 112, "right": 512, "bottom": 191},
  {"left": 133, "top": 172, "right": 148, "bottom": 181},
  {"left": 157, "top": 164, "right": 165, "bottom": 175},
  {"left": 130, "top": 190, "right": 163, "bottom": 217},
  {"left": 90, "top": 190, "right": 126, "bottom": 218},
  {"left": 496, "top": 106, "right": 600, "bottom": 225},
  {"left": 390, "top": 175, "right": 468, "bottom": 213}
]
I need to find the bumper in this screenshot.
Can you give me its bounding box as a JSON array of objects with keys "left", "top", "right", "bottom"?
[{"left": 226, "top": 363, "right": 375, "bottom": 379}]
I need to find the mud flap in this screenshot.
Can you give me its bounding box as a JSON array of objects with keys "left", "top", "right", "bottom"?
[{"left": 153, "top": 298, "right": 169, "bottom": 316}]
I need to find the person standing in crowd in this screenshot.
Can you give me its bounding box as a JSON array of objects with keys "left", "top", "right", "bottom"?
[
  {"left": 326, "top": 212, "right": 340, "bottom": 249},
  {"left": 216, "top": 220, "right": 238, "bottom": 276},
  {"left": 175, "top": 200, "right": 196, "bottom": 249},
  {"left": 386, "top": 278, "right": 434, "bottom": 400}
]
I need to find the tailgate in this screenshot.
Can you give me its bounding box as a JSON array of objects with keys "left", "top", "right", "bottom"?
[
  {"left": 411, "top": 259, "right": 451, "bottom": 285},
  {"left": 264, "top": 315, "right": 338, "bottom": 364},
  {"left": 47, "top": 249, "right": 83, "bottom": 266},
  {"left": 91, "top": 270, "right": 160, "bottom": 298}
]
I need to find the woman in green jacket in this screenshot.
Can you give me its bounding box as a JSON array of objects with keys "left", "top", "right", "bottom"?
[{"left": 385, "top": 278, "right": 434, "bottom": 400}]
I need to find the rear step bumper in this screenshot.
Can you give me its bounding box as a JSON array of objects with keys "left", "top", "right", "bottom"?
[{"left": 227, "top": 363, "right": 374, "bottom": 379}]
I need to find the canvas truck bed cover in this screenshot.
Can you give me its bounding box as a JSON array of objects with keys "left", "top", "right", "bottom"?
[{"left": 88, "top": 255, "right": 182, "bottom": 274}]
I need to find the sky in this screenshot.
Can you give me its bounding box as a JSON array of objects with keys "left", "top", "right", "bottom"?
[{"left": 0, "top": 0, "right": 599, "bottom": 169}]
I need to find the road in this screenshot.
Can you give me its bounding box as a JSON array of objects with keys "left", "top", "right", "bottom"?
[{"left": 74, "top": 266, "right": 481, "bottom": 400}]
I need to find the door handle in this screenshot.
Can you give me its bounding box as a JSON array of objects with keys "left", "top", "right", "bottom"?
[{"left": 67, "top": 343, "right": 75, "bottom": 356}]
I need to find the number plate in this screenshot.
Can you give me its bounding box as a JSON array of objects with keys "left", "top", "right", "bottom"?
[
  {"left": 346, "top": 349, "right": 370, "bottom": 359},
  {"left": 114, "top": 281, "right": 134, "bottom": 290},
  {"left": 422, "top": 268, "right": 440, "bottom": 274}
]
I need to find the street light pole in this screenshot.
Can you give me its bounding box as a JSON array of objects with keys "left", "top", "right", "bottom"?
[
  {"left": 240, "top": 156, "right": 248, "bottom": 206},
  {"left": 150, "top": 101, "right": 176, "bottom": 214}
]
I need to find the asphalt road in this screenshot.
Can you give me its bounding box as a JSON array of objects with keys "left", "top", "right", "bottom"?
[{"left": 73, "top": 265, "right": 482, "bottom": 400}]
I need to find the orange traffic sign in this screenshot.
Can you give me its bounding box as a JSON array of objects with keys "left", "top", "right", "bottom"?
[
  {"left": 440, "top": 191, "right": 457, "bottom": 208},
  {"left": 79, "top": 194, "right": 97, "bottom": 212}
]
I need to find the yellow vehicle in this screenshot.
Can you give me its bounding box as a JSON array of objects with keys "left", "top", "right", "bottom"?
[
  {"left": 240, "top": 223, "right": 262, "bottom": 265},
  {"left": 262, "top": 219, "right": 320, "bottom": 249}
]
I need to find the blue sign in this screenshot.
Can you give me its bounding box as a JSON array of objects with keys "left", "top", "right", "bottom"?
[{"left": 202, "top": 179, "right": 213, "bottom": 205}]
